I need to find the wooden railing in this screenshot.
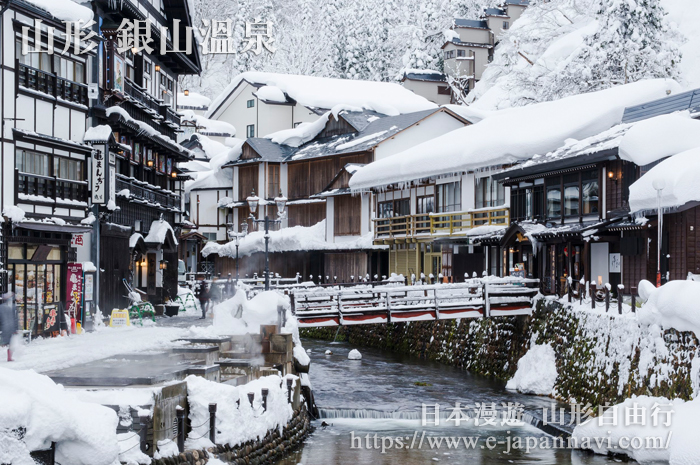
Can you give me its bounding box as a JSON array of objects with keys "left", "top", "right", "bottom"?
[
  {"left": 16, "top": 171, "right": 88, "bottom": 204},
  {"left": 124, "top": 78, "right": 161, "bottom": 114},
  {"left": 373, "top": 207, "right": 509, "bottom": 239},
  {"left": 116, "top": 175, "right": 180, "bottom": 210},
  {"left": 17, "top": 63, "right": 88, "bottom": 106}
]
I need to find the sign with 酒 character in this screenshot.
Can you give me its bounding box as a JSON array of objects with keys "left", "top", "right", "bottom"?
[{"left": 66, "top": 263, "right": 83, "bottom": 321}]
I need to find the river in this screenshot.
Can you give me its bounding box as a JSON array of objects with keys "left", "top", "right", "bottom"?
[{"left": 276, "top": 339, "right": 620, "bottom": 465}]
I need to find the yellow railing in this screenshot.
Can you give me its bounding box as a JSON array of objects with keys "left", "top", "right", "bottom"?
[{"left": 373, "top": 207, "right": 509, "bottom": 240}]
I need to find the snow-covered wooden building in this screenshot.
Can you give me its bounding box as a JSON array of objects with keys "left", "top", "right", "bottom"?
[
  {"left": 89, "top": 0, "right": 201, "bottom": 310},
  {"left": 0, "top": 0, "right": 99, "bottom": 335},
  {"left": 203, "top": 107, "right": 469, "bottom": 281}
]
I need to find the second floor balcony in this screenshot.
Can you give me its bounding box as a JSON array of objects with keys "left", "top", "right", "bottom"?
[
  {"left": 373, "top": 206, "right": 509, "bottom": 241},
  {"left": 17, "top": 63, "right": 88, "bottom": 107},
  {"left": 16, "top": 171, "right": 88, "bottom": 206},
  {"left": 116, "top": 175, "right": 180, "bottom": 211}
]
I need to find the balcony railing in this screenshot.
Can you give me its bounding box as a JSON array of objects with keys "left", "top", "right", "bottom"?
[
  {"left": 116, "top": 175, "right": 180, "bottom": 210},
  {"left": 124, "top": 78, "right": 161, "bottom": 115},
  {"left": 16, "top": 171, "right": 88, "bottom": 204},
  {"left": 373, "top": 207, "right": 509, "bottom": 240},
  {"left": 17, "top": 63, "right": 88, "bottom": 106},
  {"left": 162, "top": 106, "right": 181, "bottom": 126}
]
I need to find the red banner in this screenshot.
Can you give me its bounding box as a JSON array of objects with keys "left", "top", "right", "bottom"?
[{"left": 66, "top": 263, "right": 83, "bottom": 321}]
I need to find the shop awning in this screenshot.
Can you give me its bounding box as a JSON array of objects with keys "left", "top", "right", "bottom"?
[{"left": 16, "top": 222, "right": 93, "bottom": 234}]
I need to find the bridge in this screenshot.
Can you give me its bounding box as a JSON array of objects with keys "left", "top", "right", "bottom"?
[{"left": 290, "top": 278, "right": 540, "bottom": 327}]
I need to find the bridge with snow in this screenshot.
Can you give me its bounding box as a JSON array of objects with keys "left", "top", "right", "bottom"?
[{"left": 289, "top": 278, "right": 540, "bottom": 327}]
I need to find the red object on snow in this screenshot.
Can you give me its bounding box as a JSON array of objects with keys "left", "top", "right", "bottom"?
[
  {"left": 70, "top": 317, "right": 77, "bottom": 334},
  {"left": 7, "top": 348, "right": 12, "bottom": 362}
]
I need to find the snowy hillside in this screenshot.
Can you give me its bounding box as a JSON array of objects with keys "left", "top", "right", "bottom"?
[{"left": 469, "top": 0, "right": 696, "bottom": 109}]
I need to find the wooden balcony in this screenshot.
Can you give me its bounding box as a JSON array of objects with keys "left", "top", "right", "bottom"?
[
  {"left": 116, "top": 175, "right": 180, "bottom": 210},
  {"left": 16, "top": 171, "right": 88, "bottom": 205},
  {"left": 373, "top": 207, "right": 509, "bottom": 241},
  {"left": 17, "top": 63, "right": 88, "bottom": 107}
]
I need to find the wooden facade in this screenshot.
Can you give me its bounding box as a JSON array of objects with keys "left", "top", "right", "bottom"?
[
  {"left": 334, "top": 195, "right": 362, "bottom": 236},
  {"left": 288, "top": 153, "right": 371, "bottom": 199},
  {"left": 287, "top": 203, "right": 326, "bottom": 228}
]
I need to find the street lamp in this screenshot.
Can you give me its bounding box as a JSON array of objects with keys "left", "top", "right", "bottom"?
[
  {"left": 247, "top": 190, "right": 287, "bottom": 290},
  {"left": 652, "top": 178, "right": 665, "bottom": 287},
  {"left": 227, "top": 221, "right": 249, "bottom": 284}
]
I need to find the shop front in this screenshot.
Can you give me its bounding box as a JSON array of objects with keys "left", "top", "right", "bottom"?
[{"left": 7, "top": 223, "right": 92, "bottom": 337}]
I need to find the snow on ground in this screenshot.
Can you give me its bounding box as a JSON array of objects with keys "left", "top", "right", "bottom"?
[
  {"left": 619, "top": 112, "right": 700, "bottom": 166},
  {"left": 629, "top": 147, "right": 700, "bottom": 214},
  {"left": 0, "top": 367, "right": 120, "bottom": 465},
  {"left": 637, "top": 280, "right": 700, "bottom": 339},
  {"left": 184, "top": 374, "right": 295, "bottom": 450},
  {"left": 0, "top": 324, "right": 186, "bottom": 373},
  {"left": 350, "top": 79, "right": 680, "bottom": 189},
  {"left": 201, "top": 220, "right": 384, "bottom": 259},
  {"left": 178, "top": 286, "right": 201, "bottom": 316},
  {"left": 572, "top": 395, "right": 700, "bottom": 465},
  {"left": 207, "top": 72, "right": 436, "bottom": 118},
  {"left": 506, "top": 343, "right": 558, "bottom": 396}
]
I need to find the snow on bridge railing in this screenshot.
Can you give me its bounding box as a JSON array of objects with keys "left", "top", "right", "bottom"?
[{"left": 289, "top": 277, "right": 540, "bottom": 327}]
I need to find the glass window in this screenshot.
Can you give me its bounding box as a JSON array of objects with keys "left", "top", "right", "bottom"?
[
  {"left": 267, "top": 164, "right": 280, "bottom": 198},
  {"left": 416, "top": 196, "right": 434, "bottom": 214},
  {"left": 16, "top": 150, "right": 50, "bottom": 176},
  {"left": 394, "top": 198, "right": 410, "bottom": 217},
  {"left": 246, "top": 124, "right": 255, "bottom": 138},
  {"left": 54, "top": 157, "right": 83, "bottom": 181},
  {"left": 438, "top": 182, "right": 461, "bottom": 213},
  {"left": 546, "top": 185, "right": 561, "bottom": 219},
  {"left": 582, "top": 170, "right": 599, "bottom": 215},
  {"left": 475, "top": 177, "right": 505, "bottom": 209},
  {"left": 564, "top": 174, "right": 579, "bottom": 217},
  {"left": 247, "top": 99, "right": 255, "bottom": 108},
  {"left": 377, "top": 201, "right": 393, "bottom": 218}
]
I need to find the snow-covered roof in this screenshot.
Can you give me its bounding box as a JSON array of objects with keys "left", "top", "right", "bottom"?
[
  {"left": 201, "top": 220, "right": 385, "bottom": 258},
  {"left": 254, "top": 85, "right": 287, "bottom": 103},
  {"left": 83, "top": 125, "right": 113, "bottom": 143},
  {"left": 23, "top": 0, "right": 93, "bottom": 24},
  {"left": 401, "top": 70, "right": 447, "bottom": 83},
  {"left": 619, "top": 112, "right": 700, "bottom": 167},
  {"left": 454, "top": 18, "right": 489, "bottom": 29},
  {"left": 349, "top": 79, "right": 681, "bottom": 190},
  {"left": 177, "top": 92, "right": 211, "bottom": 109},
  {"left": 181, "top": 133, "right": 229, "bottom": 160},
  {"left": 629, "top": 147, "right": 700, "bottom": 214},
  {"left": 185, "top": 169, "right": 232, "bottom": 192},
  {"left": 129, "top": 233, "right": 144, "bottom": 249},
  {"left": 179, "top": 111, "right": 235, "bottom": 137},
  {"left": 144, "top": 220, "right": 178, "bottom": 246},
  {"left": 207, "top": 72, "right": 437, "bottom": 119}
]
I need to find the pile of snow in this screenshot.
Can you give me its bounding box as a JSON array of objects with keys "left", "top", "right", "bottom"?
[
  {"left": 505, "top": 343, "right": 558, "bottom": 396},
  {"left": 348, "top": 349, "right": 362, "bottom": 360},
  {"left": 0, "top": 367, "right": 119, "bottom": 465},
  {"left": 177, "top": 92, "right": 211, "bottom": 109},
  {"left": 179, "top": 111, "right": 236, "bottom": 136},
  {"left": 255, "top": 85, "right": 287, "bottom": 103},
  {"left": 24, "top": 0, "right": 93, "bottom": 24},
  {"left": 629, "top": 147, "right": 700, "bottom": 213},
  {"left": 3, "top": 206, "right": 25, "bottom": 223},
  {"left": 208, "top": 72, "right": 436, "bottom": 119},
  {"left": 572, "top": 395, "right": 700, "bottom": 464},
  {"left": 350, "top": 79, "right": 680, "bottom": 189},
  {"left": 202, "top": 220, "right": 383, "bottom": 258},
  {"left": 619, "top": 112, "right": 700, "bottom": 167},
  {"left": 637, "top": 280, "right": 700, "bottom": 338},
  {"left": 184, "top": 374, "right": 295, "bottom": 450},
  {"left": 266, "top": 113, "right": 330, "bottom": 147},
  {"left": 83, "top": 125, "right": 113, "bottom": 143},
  {"left": 205, "top": 291, "right": 289, "bottom": 336}
]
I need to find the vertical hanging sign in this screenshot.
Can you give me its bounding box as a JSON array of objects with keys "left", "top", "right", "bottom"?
[
  {"left": 92, "top": 149, "right": 106, "bottom": 204},
  {"left": 66, "top": 263, "right": 83, "bottom": 320}
]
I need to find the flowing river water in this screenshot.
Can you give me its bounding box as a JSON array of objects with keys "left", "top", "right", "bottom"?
[{"left": 276, "top": 339, "right": 620, "bottom": 465}]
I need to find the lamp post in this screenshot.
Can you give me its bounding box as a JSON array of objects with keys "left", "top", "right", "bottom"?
[
  {"left": 247, "top": 191, "right": 287, "bottom": 290},
  {"left": 652, "top": 179, "right": 665, "bottom": 287},
  {"left": 227, "top": 222, "right": 248, "bottom": 284}
]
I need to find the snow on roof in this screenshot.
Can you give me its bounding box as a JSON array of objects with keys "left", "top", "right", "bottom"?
[
  {"left": 208, "top": 72, "right": 437, "bottom": 118},
  {"left": 210, "top": 139, "right": 243, "bottom": 171},
  {"left": 24, "top": 0, "right": 93, "bottom": 24},
  {"left": 349, "top": 79, "right": 681, "bottom": 189},
  {"left": 201, "top": 220, "right": 386, "bottom": 258},
  {"left": 144, "top": 219, "right": 177, "bottom": 245},
  {"left": 3, "top": 205, "right": 25, "bottom": 223},
  {"left": 180, "top": 111, "right": 235, "bottom": 137},
  {"left": 129, "top": 233, "right": 144, "bottom": 249},
  {"left": 185, "top": 133, "right": 229, "bottom": 160},
  {"left": 177, "top": 92, "right": 211, "bottom": 109},
  {"left": 83, "top": 125, "right": 113, "bottom": 143},
  {"left": 619, "top": 112, "right": 700, "bottom": 166},
  {"left": 629, "top": 146, "right": 700, "bottom": 213},
  {"left": 254, "top": 85, "right": 287, "bottom": 103},
  {"left": 267, "top": 113, "right": 330, "bottom": 148},
  {"left": 185, "top": 169, "right": 232, "bottom": 192}
]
